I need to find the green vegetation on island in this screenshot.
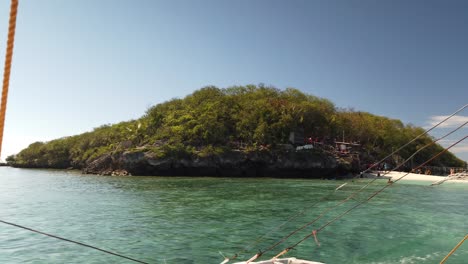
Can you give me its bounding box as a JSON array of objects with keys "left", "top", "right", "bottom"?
[{"left": 7, "top": 85, "right": 465, "bottom": 173}]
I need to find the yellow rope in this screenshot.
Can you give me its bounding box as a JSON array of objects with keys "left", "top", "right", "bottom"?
[
  {"left": 440, "top": 234, "right": 468, "bottom": 264},
  {"left": 272, "top": 248, "right": 289, "bottom": 259},
  {"left": 0, "top": 0, "right": 19, "bottom": 159}
]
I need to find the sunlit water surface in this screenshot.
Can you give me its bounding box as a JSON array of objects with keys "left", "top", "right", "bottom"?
[{"left": 1, "top": 167, "right": 467, "bottom": 264}]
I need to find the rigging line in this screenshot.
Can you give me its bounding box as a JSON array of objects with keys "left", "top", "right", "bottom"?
[
  {"left": 224, "top": 107, "right": 468, "bottom": 263},
  {"left": 314, "top": 136, "right": 468, "bottom": 233},
  {"left": 240, "top": 182, "right": 352, "bottom": 252},
  {"left": 263, "top": 117, "right": 468, "bottom": 252},
  {"left": 260, "top": 180, "right": 375, "bottom": 254},
  {"left": 256, "top": 119, "right": 468, "bottom": 257},
  {"left": 357, "top": 103, "right": 467, "bottom": 175},
  {"left": 398, "top": 120, "right": 467, "bottom": 170},
  {"left": 225, "top": 183, "right": 351, "bottom": 261},
  {"left": 264, "top": 124, "right": 458, "bottom": 252},
  {"left": 278, "top": 135, "right": 468, "bottom": 255},
  {"left": 223, "top": 183, "right": 362, "bottom": 263},
  {"left": 440, "top": 234, "right": 468, "bottom": 264},
  {"left": 369, "top": 119, "right": 468, "bottom": 179},
  {"left": 223, "top": 181, "right": 371, "bottom": 263},
  {"left": 0, "top": 1, "right": 146, "bottom": 262},
  {"left": 259, "top": 128, "right": 456, "bottom": 255},
  {"left": 243, "top": 194, "right": 331, "bottom": 249},
  {"left": 390, "top": 137, "right": 467, "bottom": 186},
  {"left": 267, "top": 105, "right": 468, "bottom": 238},
  {"left": 0, "top": 0, "right": 18, "bottom": 158},
  {"left": 0, "top": 219, "right": 152, "bottom": 264},
  {"left": 221, "top": 190, "right": 354, "bottom": 264}
]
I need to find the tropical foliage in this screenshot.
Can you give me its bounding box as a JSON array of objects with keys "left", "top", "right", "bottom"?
[{"left": 7, "top": 85, "right": 465, "bottom": 169}]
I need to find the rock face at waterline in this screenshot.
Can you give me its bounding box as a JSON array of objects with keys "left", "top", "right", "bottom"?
[{"left": 82, "top": 149, "right": 350, "bottom": 178}]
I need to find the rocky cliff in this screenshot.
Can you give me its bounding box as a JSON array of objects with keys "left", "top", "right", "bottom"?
[{"left": 81, "top": 149, "right": 352, "bottom": 178}]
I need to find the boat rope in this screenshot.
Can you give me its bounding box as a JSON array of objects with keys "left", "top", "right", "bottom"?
[
  {"left": 221, "top": 185, "right": 343, "bottom": 263},
  {"left": 255, "top": 119, "right": 468, "bottom": 258},
  {"left": 440, "top": 234, "right": 468, "bottom": 264},
  {"left": 401, "top": 120, "right": 467, "bottom": 170},
  {"left": 360, "top": 103, "right": 467, "bottom": 174},
  {"left": 311, "top": 230, "right": 320, "bottom": 246},
  {"left": 380, "top": 119, "right": 468, "bottom": 180},
  {"left": 260, "top": 181, "right": 374, "bottom": 255},
  {"left": 223, "top": 105, "right": 467, "bottom": 263},
  {"left": 246, "top": 124, "right": 467, "bottom": 260},
  {"left": 272, "top": 248, "right": 291, "bottom": 259},
  {"left": 274, "top": 135, "right": 467, "bottom": 257},
  {"left": 0, "top": 219, "right": 152, "bottom": 264},
  {"left": 245, "top": 252, "right": 262, "bottom": 264},
  {"left": 0, "top": 2, "right": 153, "bottom": 262},
  {"left": 0, "top": 0, "right": 18, "bottom": 158}
]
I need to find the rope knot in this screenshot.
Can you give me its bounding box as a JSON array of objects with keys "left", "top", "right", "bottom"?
[
  {"left": 246, "top": 252, "right": 262, "bottom": 264},
  {"left": 312, "top": 230, "right": 320, "bottom": 247}
]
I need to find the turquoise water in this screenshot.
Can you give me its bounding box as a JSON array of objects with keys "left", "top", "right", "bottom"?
[{"left": 0, "top": 167, "right": 467, "bottom": 264}]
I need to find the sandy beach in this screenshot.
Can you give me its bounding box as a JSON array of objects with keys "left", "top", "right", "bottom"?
[{"left": 364, "top": 171, "right": 468, "bottom": 184}]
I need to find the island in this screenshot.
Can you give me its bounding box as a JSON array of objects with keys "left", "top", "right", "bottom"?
[{"left": 6, "top": 85, "right": 465, "bottom": 177}]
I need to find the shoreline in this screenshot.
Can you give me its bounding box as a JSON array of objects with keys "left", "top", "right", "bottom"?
[
  {"left": 364, "top": 171, "right": 468, "bottom": 184},
  {"left": 3, "top": 166, "right": 467, "bottom": 184}
]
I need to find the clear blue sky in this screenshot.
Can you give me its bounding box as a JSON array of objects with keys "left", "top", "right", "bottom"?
[{"left": 0, "top": 0, "right": 467, "bottom": 162}]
